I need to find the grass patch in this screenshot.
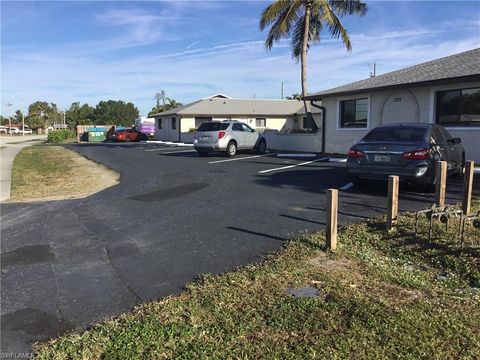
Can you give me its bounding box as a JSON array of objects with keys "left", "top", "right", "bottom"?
[
  {"left": 9, "top": 145, "right": 118, "bottom": 202},
  {"left": 34, "top": 202, "right": 480, "bottom": 359}
]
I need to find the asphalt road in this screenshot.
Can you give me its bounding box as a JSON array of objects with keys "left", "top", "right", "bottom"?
[{"left": 1, "top": 142, "right": 478, "bottom": 354}]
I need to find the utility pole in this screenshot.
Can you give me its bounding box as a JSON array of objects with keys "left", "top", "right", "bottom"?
[
  {"left": 281, "top": 82, "right": 284, "bottom": 99},
  {"left": 22, "top": 111, "right": 25, "bottom": 136},
  {"left": 5, "top": 103, "right": 13, "bottom": 135}
]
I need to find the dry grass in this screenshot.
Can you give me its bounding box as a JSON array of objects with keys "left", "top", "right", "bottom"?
[
  {"left": 9, "top": 145, "right": 119, "bottom": 202},
  {"left": 34, "top": 203, "right": 480, "bottom": 359}
]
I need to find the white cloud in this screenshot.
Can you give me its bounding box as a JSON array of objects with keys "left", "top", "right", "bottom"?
[{"left": 2, "top": 9, "right": 479, "bottom": 115}]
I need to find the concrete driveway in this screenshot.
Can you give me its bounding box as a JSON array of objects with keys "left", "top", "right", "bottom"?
[
  {"left": 0, "top": 134, "right": 47, "bottom": 201},
  {"left": 1, "top": 142, "right": 478, "bottom": 354}
]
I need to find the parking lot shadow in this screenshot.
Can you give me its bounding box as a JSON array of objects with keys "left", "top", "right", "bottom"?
[
  {"left": 256, "top": 167, "right": 350, "bottom": 195},
  {"left": 226, "top": 226, "right": 288, "bottom": 242}
]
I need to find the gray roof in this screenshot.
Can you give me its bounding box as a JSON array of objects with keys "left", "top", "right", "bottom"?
[
  {"left": 151, "top": 98, "right": 306, "bottom": 117},
  {"left": 305, "top": 48, "right": 480, "bottom": 99}
]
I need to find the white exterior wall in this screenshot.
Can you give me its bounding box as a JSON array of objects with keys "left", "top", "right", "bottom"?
[
  {"left": 264, "top": 130, "right": 323, "bottom": 152},
  {"left": 322, "top": 81, "right": 480, "bottom": 162},
  {"left": 155, "top": 115, "right": 292, "bottom": 143}
]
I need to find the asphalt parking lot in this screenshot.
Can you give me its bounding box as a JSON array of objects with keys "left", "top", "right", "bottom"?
[{"left": 1, "top": 142, "right": 478, "bottom": 353}]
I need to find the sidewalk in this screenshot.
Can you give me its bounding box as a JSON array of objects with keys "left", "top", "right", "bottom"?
[{"left": 0, "top": 135, "right": 47, "bottom": 201}]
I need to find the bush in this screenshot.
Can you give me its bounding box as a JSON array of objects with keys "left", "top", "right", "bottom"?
[{"left": 47, "top": 129, "right": 76, "bottom": 143}]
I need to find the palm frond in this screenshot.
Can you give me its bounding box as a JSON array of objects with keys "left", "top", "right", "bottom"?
[
  {"left": 261, "top": 0, "right": 303, "bottom": 50},
  {"left": 328, "top": 0, "right": 367, "bottom": 17},
  {"left": 291, "top": 16, "right": 306, "bottom": 60},
  {"left": 259, "top": 0, "right": 291, "bottom": 29},
  {"left": 320, "top": 1, "right": 352, "bottom": 51}
]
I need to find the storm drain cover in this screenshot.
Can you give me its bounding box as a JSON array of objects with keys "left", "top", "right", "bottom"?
[{"left": 285, "top": 286, "right": 322, "bottom": 298}]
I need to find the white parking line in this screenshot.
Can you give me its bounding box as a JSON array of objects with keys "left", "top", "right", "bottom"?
[
  {"left": 208, "top": 153, "right": 276, "bottom": 164},
  {"left": 258, "top": 157, "right": 330, "bottom": 174},
  {"left": 340, "top": 182, "right": 354, "bottom": 191},
  {"left": 145, "top": 147, "right": 189, "bottom": 152},
  {"left": 159, "top": 149, "right": 197, "bottom": 155},
  {"left": 277, "top": 153, "right": 317, "bottom": 158}
]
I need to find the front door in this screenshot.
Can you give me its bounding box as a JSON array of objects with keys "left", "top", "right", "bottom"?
[{"left": 381, "top": 92, "right": 418, "bottom": 125}]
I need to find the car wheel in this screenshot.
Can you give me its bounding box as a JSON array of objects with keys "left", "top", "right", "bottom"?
[
  {"left": 256, "top": 139, "right": 266, "bottom": 154},
  {"left": 226, "top": 141, "right": 237, "bottom": 157}
]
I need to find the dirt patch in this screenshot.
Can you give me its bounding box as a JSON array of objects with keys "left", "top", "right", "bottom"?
[
  {"left": 9, "top": 146, "right": 119, "bottom": 202},
  {"left": 309, "top": 253, "right": 425, "bottom": 305},
  {"left": 309, "top": 252, "right": 364, "bottom": 285}
]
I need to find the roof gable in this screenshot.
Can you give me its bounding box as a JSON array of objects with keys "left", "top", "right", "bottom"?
[{"left": 152, "top": 98, "right": 306, "bottom": 117}]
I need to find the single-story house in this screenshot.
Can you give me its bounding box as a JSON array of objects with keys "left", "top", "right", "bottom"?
[
  {"left": 305, "top": 47, "right": 480, "bottom": 162},
  {"left": 150, "top": 94, "right": 321, "bottom": 143}
]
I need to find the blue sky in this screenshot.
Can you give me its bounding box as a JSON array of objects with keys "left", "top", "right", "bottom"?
[{"left": 1, "top": 0, "right": 479, "bottom": 116}]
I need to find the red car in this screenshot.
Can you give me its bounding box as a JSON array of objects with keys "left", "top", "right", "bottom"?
[{"left": 110, "top": 128, "right": 148, "bottom": 142}]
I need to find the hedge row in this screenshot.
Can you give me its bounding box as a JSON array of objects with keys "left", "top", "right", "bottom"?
[{"left": 47, "top": 129, "right": 76, "bottom": 143}]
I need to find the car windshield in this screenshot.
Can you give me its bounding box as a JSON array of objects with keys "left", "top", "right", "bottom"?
[
  {"left": 197, "top": 123, "right": 229, "bottom": 131},
  {"left": 363, "top": 126, "right": 427, "bottom": 142}
]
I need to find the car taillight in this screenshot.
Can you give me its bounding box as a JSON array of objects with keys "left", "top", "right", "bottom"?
[
  {"left": 347, "top": 148, "right": 364, "bottom": 158},
  {"left": 402, "top": 148, "right": 431, "bottom": 160},
  {"left": 218, "top": 131, "right": 226, "bottom": 139}
]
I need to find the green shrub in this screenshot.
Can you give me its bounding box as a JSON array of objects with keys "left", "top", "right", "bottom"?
[{"left": 47, "top": 129, "right": 76, "bottom": 143}]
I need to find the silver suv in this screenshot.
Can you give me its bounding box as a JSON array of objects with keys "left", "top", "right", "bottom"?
[{"left": 194, "top": 121, "right": 267, "bottom": 157}]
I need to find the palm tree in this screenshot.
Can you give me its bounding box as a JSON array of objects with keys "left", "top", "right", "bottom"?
[
  {"left": 286, "top": 93, "right": 302, "bottom": 100},
  {"left": 164, "top": 98, "right": 183, "bottom": 110},
  {"left": 260, "top": 0, "right": 367, "bottom": 118}
]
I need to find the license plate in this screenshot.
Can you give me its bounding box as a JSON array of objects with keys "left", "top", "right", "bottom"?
[
  {"left": 374, "top": 154, "right": 390, "bottom": 162},
  {"left": 200, "top": 136, "right": 211, "bottom": 141}
]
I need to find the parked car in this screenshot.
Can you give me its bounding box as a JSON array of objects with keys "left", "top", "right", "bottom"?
[
  {"left": 194, "top": 120, "right": 267, "bottom": 157},
  {"left": 0, "top": 126, "right": 7, "bottom": 134},
  {"left": 8, "top": 127, "right": 20, "bottom": 135},
  {"left": 19, "top": 128, "right": 33, "bottom": 134},
  {"left": 346, "top": 124, "right": 465, "bottom": 188},
  {"left": 110, "top": 128, "right": 148, "bottom": 142},
  {"left": 134, "top": 117, "right": 156, "bottom": 138}
]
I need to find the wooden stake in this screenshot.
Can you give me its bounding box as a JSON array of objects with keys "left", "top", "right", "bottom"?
[
  {"left": 386, "top": 175, "right": 399, "bottom": 230},
  {"left": 435, "top": 161, "right": 447, "bottom": 207},
  {"left": 326, "top": 189, "right": 338, "bottom": 250},
  {"left": 462, "top": 161, "right": 474, "bottom": 215}
]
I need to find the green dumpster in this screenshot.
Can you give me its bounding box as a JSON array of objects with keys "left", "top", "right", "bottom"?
[{"left": 87, "top": 129, "right": 106, "bottom": 142}]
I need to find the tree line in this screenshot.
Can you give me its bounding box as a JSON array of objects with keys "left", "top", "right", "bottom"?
[
  {"left": 1, "top": 91, "right": 184, "bottom": 130},
  {"left": 1, "top": 100, "right": 140, "bottom": 129}
]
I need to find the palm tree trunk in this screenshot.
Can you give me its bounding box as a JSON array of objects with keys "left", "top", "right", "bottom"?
[{"left": 301, "top": 2, "right": 311, "bottom": 117}]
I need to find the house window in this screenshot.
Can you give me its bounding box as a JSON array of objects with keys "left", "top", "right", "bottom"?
[
  {"left": 171, "top": 117, "right": 176, "bottom": 130},
  {"left": 256, "top": 118, "right": 266, "bottom": 127},
  {"left": 157, "top": 118, "right": 162, "bottom": 129},
  {"left": 436, "top": 88, "right": 480, "bottom": 126},
  {"left": 340, "top": 98, "right": 368, "bottom": 128},
  {"left": 194, "top": 117, "right": 212, "bottom": 129}
]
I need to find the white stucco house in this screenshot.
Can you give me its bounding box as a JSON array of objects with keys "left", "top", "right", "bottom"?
[
  {"left": 304, "top": 48, "right": 480, "bottom": 162},
  {"left": 150, "top": 94, "right": 321, "bottom": 144}
]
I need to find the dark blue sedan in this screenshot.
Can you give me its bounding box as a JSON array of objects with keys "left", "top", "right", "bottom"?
[{"left": 347, "top": 124, "right": 465, "bottom": 188}]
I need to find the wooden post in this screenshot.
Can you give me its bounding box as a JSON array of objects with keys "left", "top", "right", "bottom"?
[
  {"left": 326, "top": 189, "right": 338, "bottom": 250},
  {"left": 386, "top": 175, "right": 399, "bottom": 230},
  {"left": 462, "top": 161, "right": 475, "bottom": 215},
  {"left": 435, "top": 161, "right": 447, "bottom": 207}
]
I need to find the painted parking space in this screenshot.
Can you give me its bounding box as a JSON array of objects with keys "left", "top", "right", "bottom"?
[
  {"left": 258, "top": 157, "right": 330, "bottom": 174},
  {"left": 144, "top": 146, "right": 193, "bottom": 152},
  {"left": 208, "top": 153, "right": 277, "bottom": 164}
]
